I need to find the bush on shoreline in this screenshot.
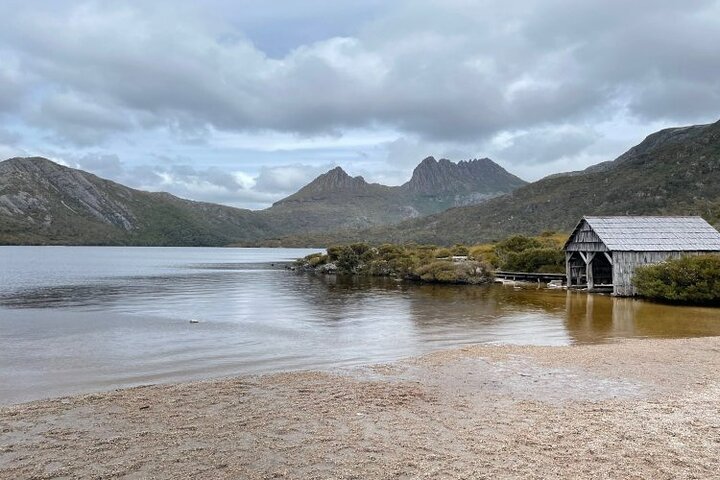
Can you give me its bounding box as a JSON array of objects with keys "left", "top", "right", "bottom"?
[
  {"left": 294, "top": 233, "right": 566, "bottom": 284},
  {"left": 633, "top": 255, "right": 720, "bottom": 304},
  {"left": 486, "top": 233, "right": 565, "bottom": 273}
]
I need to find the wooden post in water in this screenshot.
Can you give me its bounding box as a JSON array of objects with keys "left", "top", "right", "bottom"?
[
  {"left": 565, "top": 252, "right": 573, "bottom": 286},
  {"left": 586, "top": 252, "right": 595, "bottom": 290}
]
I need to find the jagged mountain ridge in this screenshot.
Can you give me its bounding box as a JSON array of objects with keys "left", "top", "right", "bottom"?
[
  {"left": 264, "top": 156, "right": 527, "bottom": 234},
  {"left": 0, "top": 155, "right": 525, "bottom": 245},
  {"left": 271, "top": 119, "right": 720, "bottom": 246}
]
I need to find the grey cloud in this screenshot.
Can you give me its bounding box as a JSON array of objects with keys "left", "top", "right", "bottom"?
[
  {"left": 0, "top": 144, "right": 23, "bottom": 160},
  {"left": 492, "top": 127, "right": 599, "bottom": 165},
  {"left": 67, "top": 153, "right": 323, "bottom": 208},
  {"left": 0, "top": 0, "right": 718, "bottom": 190},
  {"left": 254, "top": 163, "right": 334, "bottom": 193},
  {"left": 384, "top": 137, "right": 474, "bottom": 168},
  {"left": 74, "top": 153, "right": 125, "bottom": 178},
  {"left": 0, "top": 128, "right": 22, "bottom": 145},
  {"left": 0, "top": 66, "right": 24, "bottom": 114},
  {"left": 1, "top": 0, "right": 717, "bottom": 147},
  {"left": 35, "top": 92, "right": 135, "bottom": 145},
  {"left": 124, "top": 164, "right": 279, "bottom": 209}
]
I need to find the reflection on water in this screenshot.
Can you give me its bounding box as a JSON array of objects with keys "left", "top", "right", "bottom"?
[
  {"left": 565, "top": 292, "right": 720, "bottom": 342},
  {"left": 1, "top": 246, "right": 720, "bottom": 404}
]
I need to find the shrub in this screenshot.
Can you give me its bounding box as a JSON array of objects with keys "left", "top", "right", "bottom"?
[
  {"left": 494, "top": 235, "right": 543, "bottom": 255},
  {"left": 306, "top": 253, "right": 328, "bottom": 267},
  {"left": 434, "top": 248, "right": 452, "bottom": 258},
  {"left": 451, "top": 244, "right": 469, "bottom": 256},
  {"left": 326, "top": 245, "right": 344, "bottom": 262},
  {"left": 633, "top": 254, "right": 720, "bottom": 304},
  {"left": 501, "top": 247, "right": 565, "bottom": 273},
  {"left": 349, "top": 243, "right": 371, "bottom": 257},
  {"left": 335, "top": 246, "right": 361, "bottom": 273},
  {"left": 468, "top": 244, "right": 499, "bottom": 266},
  {"left": 378, "top": 243, "right": 405, "bottom": 258},
  {"left": 413, "top": 260, "right": 492, "bottom": 284}
]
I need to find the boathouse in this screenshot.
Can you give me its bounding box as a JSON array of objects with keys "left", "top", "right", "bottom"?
[{"left": 564, "top": 216, "right": 720, "bottom": 296}]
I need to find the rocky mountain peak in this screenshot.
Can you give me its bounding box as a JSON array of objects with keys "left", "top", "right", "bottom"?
[
  {"left": 404, "top": 156, "right": 526, "bottom": 195},
  {"left": 272, "top": 166, "right": 376, "bottom": 206},
  {"left": 306, "top": 166, "right": 369, "bottom": 192},
  {"left": 1, "top": 156, "right": 62, "bottom": 173}
]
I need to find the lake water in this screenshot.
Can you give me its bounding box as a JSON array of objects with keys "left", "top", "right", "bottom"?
[{"left": 2, "top": 246, "right": 720, "bottom": 405}]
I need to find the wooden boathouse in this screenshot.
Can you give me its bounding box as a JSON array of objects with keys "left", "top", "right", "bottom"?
[{"left": 564, "top": 216, "right": 720, "bottom": 296}]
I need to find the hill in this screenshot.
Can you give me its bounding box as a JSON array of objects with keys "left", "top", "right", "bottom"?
[
  {"left": 273, "top": 120, "right": 720, "bottom": 246},
  {"left": 0, "top": 157, "right": 277, "bottom": 245},
  {"left": 0, "top": 156, "right": 524, "bottom": 245}
]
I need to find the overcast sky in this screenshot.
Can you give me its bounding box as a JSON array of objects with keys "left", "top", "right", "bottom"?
[{"left": 0, "top": 0, "right": 719, "bottom": 209}]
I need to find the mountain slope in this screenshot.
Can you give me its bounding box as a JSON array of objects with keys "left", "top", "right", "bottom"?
[
  {"left": 273, "top": 120, "right": 720, "bottom": 246},
  {"left": 260, "top": 157, "right": 526, "bottom": 235},
  {"left": 0, "top": 157, "right": 277, "bottom": 245},
  {"left": 259, "top": 167, "right": 406, "bottom": 234},
  {"left": 0, "top": 155, "right": 525, "bottom": 245}
]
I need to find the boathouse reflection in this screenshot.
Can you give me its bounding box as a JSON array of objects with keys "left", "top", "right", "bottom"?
[{"left": 565, "top": 291, "right": 720, "bottom": 343}]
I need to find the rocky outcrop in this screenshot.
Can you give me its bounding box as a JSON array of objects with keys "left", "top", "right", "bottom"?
[
  {"left": 265, "top": 157, "right": 527, "bottom": 230},
  {"left": 0, "top": 157, "right": 137, "bottom": 231},
  {"left": 402, "top": 156, "right": 526, "bottom": 196}
]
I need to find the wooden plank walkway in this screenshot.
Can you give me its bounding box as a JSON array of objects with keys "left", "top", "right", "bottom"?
[{"left": 494, "top": 271, "right": 567, "bottom": 283}]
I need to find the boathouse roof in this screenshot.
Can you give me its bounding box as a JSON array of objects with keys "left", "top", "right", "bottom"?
[{"left": 565, "top": 216, "right": 720, "bottom": 251}]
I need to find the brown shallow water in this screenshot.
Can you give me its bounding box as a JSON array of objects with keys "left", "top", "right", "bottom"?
[{"left": 2, "top": 246, "right": 720, "bottom": 404}]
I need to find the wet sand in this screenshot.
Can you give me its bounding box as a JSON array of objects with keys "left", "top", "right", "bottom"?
[{"left": 2, "top": 337, "right": 720, "bottom": 479}]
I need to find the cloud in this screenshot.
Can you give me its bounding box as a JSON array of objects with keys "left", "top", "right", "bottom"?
[
  {"left": 1, "top": 0, "right": 718, "bottom": 147},
  {"left": 0, "top": 62, "right": 25, "bottom": 114},
  {"left": 0, "top": 144, "right": 21, "bottom": 160},
  {"left": 254, "top": 163, "right": 334, "bottom": 193},
  {"left": 0, "top": 128, "right": 22, "bottom": 145},
  {"left": 36, "top": 92, "right": 135, "bottom": 145},
  {"left": 74, "top": 153, "right": 125, "bottom": 178},
  {"left": 69, "top": 152, "right": 336, "bottom": 209},
  {"left": 1, "top": 0, "right": 719, "bottom": 208},
  {"left": 490, "top": 126, "right": 599, "bottom": 165}
]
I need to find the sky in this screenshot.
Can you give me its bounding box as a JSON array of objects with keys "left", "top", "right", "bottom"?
[{"left": 0, "top": 0, "right": 719, "bottom": 209}]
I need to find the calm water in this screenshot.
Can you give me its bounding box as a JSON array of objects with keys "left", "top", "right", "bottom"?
[{"left": 2, "top": 246, "right": 720, "bottom": 404}]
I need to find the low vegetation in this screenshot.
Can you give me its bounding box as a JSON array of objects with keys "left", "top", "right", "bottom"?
[
  {"left": 294, "top": 233, "right": 566, "bottom": 284},
  {"left": 633, "top": 255, "right": 720, "bottom": 304}
]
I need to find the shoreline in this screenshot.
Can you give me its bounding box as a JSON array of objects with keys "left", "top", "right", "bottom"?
[{"left": 3, "top": 336, "right": 720, "bottom": 478}]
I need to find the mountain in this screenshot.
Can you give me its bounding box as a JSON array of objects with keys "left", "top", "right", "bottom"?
[
  {"left": 273, "top": 120, "right": 720, "bottom": 246},
  {"left": 260, "top": 157, "right": 526, "bottom": 236},
  {"left": 0, "top": 157, "right": 277, "bottom": 245},
  {"left": 401, "top": 156, "right": 526, "bottom": 211},
  {"left": 260, "top": 167, "right": 405, "bottom": 234},
  {"left": 0, "top": 155, "right": 524, "bottom": 245}
]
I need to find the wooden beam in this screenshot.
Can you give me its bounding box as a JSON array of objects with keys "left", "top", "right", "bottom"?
[
  {"left": 578, "top": 251, "right": 588, "bottom": 264},
  {"left": 565, "top": 251, "right": 572, "bottom": 286},
  {"left": 603, "top": 252, "right": 613, "bottom": 265}
]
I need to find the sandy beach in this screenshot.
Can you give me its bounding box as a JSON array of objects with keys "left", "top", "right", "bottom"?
[{"left": 2, "top": 336, "right": 720, "bottom": 479}]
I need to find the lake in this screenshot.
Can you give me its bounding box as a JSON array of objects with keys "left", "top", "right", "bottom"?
[{"left": 2, "top": 246, "right": 720, "bottom": 405}]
